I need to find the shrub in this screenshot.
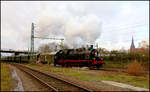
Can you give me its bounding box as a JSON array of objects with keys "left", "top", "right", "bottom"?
[{"left": 126, "top": 60, "right": 144, "bottom": 76}]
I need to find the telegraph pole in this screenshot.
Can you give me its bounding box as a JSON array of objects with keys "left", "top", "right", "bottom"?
[{"left": 30, "top": 23, "right": 34, "bottom": 62}]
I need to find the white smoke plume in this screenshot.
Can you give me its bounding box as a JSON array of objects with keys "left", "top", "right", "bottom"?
[{"left": 35, "top": 5, "right": 102, "bottom": 48}]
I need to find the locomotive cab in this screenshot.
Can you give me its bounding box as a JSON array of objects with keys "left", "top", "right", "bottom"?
[{"left": 54, "top": 50, "right": 64, "bottom": 66}]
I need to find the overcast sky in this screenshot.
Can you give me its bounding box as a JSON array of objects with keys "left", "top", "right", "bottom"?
[{"left": 1, "top": 1, "right": 149, "bottom": 52}]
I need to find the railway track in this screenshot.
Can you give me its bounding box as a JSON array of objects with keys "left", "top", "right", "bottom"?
[
  {"left": 100, "top": 68, "right": 126, "bottom": 72},
  {"left": 12, "top": 63, "right": 92, "bottom": 91}
]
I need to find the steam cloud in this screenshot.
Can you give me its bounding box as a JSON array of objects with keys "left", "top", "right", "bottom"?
[{"left": 35, "top": 6, "right": 102, "bottom": 48}]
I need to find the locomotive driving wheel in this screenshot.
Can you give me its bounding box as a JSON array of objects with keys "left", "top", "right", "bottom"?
[{"left": 88, "top": 62, "right": 94, "bottom": 70}]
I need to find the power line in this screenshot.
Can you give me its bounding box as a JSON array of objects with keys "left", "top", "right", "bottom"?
[
  {"left": 98, "top": 38, "right": 147, "bottom": 44},
  {"left": 102, "top": 23, "right": 148, "bottom": 33}
]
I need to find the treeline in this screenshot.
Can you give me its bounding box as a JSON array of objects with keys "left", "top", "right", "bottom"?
[
  {"left": 98, "top": 47, "right": 149, "bottom": 70},
  {"left": 98, "top": 48, "right": 149, "bottom": 63}
]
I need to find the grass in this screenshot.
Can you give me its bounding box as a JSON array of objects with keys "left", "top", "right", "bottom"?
[
  {"left": 98, "top": 72, "right": 149, "bottom": 88},
  {"left": 103, "top": 60, "right": 149, "bottom": 71},
  {"left": 26, "top": 64, "right": 149, "bottom": 89},
  {"left": 103, "top": 60, "right": 131, "bottom": 68},
  {"left": 1, "top": 63, "right": 14, "bottom": 91}
]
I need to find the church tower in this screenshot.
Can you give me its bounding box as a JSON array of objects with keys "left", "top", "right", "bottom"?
[{"left": 130, "top": 36, "right": 135, "bottom": 53}]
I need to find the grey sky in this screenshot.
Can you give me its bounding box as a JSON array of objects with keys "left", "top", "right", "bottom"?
[{"left": 1, "top": 1, "right": 149, "bottom": 51}]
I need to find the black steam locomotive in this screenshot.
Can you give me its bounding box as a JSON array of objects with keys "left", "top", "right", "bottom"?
[{"left": 54, "top": 45, "right": 104, "bottom": 69}]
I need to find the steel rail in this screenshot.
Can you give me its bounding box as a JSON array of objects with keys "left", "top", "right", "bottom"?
[
  {"left": 13, "top": 63, "right": 92, "bottom": 92},
  {"left": 13, "top": 64, "right": 58, "bottom": 91}
]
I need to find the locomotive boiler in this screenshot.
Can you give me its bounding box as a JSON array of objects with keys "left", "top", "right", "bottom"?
[{"left": 54, "top": 45, "right": 104, "bottom": 69}]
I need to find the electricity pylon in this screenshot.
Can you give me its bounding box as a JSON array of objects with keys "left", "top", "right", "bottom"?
[
  {"left": 30, "top": 23, "right": 34, "bottom": 62},
  {"left": 30, "top": 23, "right": 64, "bottom": 62}
]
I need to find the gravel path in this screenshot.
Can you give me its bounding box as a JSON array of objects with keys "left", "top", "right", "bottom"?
[
  {"left": 102, "top": 80, "right": 149, "bottom": 91},
  {"left": 11, "top": 69, "right": 24, "bottom": 91}
]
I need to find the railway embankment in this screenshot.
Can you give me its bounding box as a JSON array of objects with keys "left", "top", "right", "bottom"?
[{"left": 25, "top": 64, "right": 149, "bottom": 91}]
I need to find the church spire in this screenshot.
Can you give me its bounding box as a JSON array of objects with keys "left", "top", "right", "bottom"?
[
  {"left": 130, "top": 36, "right": 135, "bottom": 53},
  {"left": 131, "top": 36, "right": 135, "bottom": 48}
]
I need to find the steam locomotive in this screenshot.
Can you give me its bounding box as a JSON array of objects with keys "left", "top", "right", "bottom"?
[{"left": 54, "top": 45, "right": 104, "bottom": 69}]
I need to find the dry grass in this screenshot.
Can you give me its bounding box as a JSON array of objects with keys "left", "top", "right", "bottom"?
[
  {"left": 1, "top": 63, "right": 14, "bottom": 91},
  {"left": 126, "top": 60, "right": 144, "bottom": 76}
]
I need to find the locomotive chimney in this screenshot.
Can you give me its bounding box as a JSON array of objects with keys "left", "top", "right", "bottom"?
[{"left": 89, "top": 45, "right": 93, "bottom": 50}]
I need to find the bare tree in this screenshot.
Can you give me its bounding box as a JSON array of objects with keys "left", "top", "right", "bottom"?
[{"left": 38, "top": 44, "right": 52, "bottom": 53}]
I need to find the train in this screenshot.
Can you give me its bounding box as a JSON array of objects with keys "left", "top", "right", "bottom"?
[
  {"left": 54, "top": 45, "right": 104, "bottom": 69},
  {"left": 1, "top": 52, "right": 55, "bottom": 64},
  {"left": 1, "top": 45, "right": 104, "bottom": 69}
]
